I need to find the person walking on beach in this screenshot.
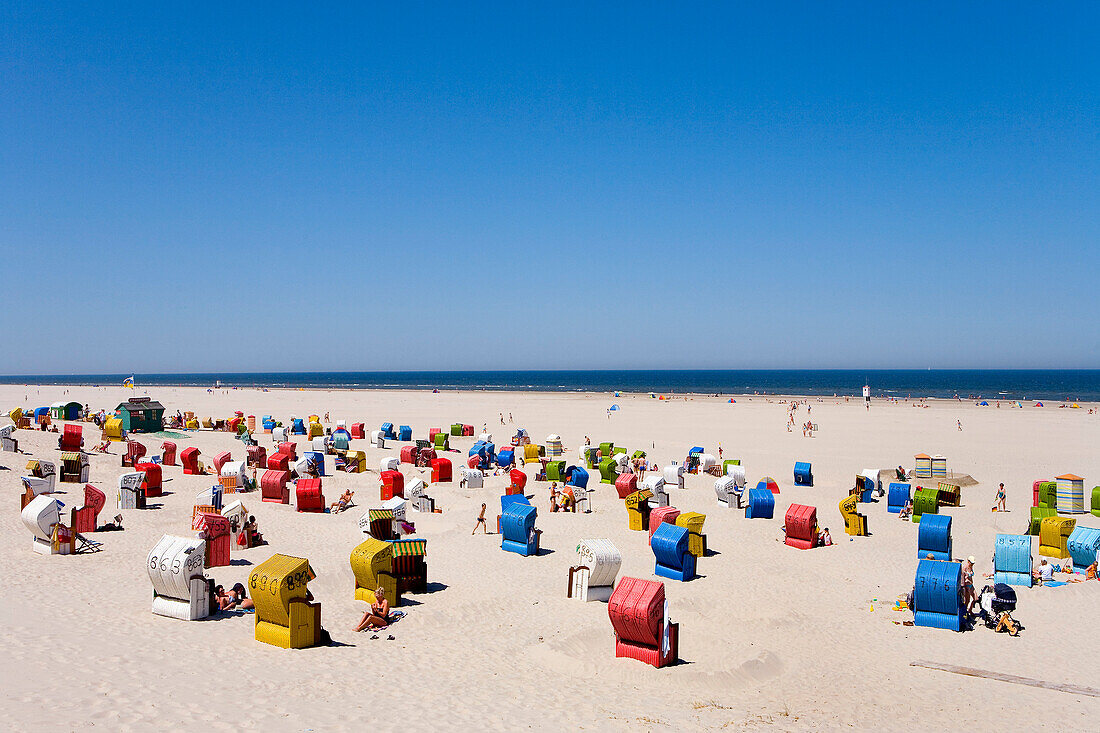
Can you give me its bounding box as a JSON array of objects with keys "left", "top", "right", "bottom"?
[
  {"left": 472, "top": 503, "right": 489, "bottom": 534},
  {"left": 500, "top": 413, "right": 504, "bottom": 425},
  {"left": 995, "top": 483, "right": 1007, "bottom": 512},
  {"left": 957, "top": 419, "right": 963, "bottom": 431}
]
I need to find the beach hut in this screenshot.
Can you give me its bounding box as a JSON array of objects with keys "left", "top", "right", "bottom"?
[
  {"left": 931, "top": 455, "right": 947, "bottom": 479},
  {"left": 756, "top": 476, "right": 780, "bottom": 495},
  {"left": 994, "top": 534, "right": 1033, "bottom": 588},
  {"left": 839, "top": 495, "right": 867, "bottom": 536},
  {"left": 914, "top": 454, "right": 932, "bottom": 479},
  {"left": 115, "top": 398, "right": 165, "bottom": 433},
  {"left": 1055, "top": 474, "right": 1086, "bottom": 514},
  {"left": 351, "top": 537, "right": 400, "bottom": 607},
  {"left": 917, "top": 514, "right": 952, "bottom": 561},
  {"left": 570, "top": 539, "right": 622, "bottom": 602},
  {"left": 608, "top": 577, "right": 678, "bottom": 668},
  {"left": 625, "top": 489, "right": 654, "bottom": 531},
  {"left": 1066, "top": 526, "right": 1100, "bottom": 572},
  {"left": 913, "top": 559, "right": 964, "bottom": 631},
  {"left": 652, "top": 523, "right": 695, "bottom": 582},
  {"left": 784, "top": 505, "right": 818, "bottom": 549},
  {"left": 546, "top": 435, "right": 564, "bottom": 458},
  {"left": 1038, "top": 517, "right": 1075, "bottom": 559},
  {"left": 250, "top": 554, "right": 323, "bottom": 649},
  {"left": 51, "top": 401, "right": 82, "bottom": 421},
  {"left": 745, "top": 488, "right": 774, "bottom": 519},
  {"left": 147, "top": 535, "right": 212, "bottom": 620},
  {"left": 501, "top": 501, "right": 539, "bottom": 556},
  {"left": 793, "top": 462, "right": 813, "bottom": 486}
]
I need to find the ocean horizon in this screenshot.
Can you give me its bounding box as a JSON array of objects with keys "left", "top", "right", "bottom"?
[{"left": 1, "top": 369, "right": 1098, "bottom": 402}]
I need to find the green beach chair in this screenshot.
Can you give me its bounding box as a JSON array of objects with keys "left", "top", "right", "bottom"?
[
  {"left": 1028, "top": 506, "right": 1058, "bottom": 535},
  {"left": 546, "top": 460, "right": 565, "bottom": 482},
  {"left": 912, "top": 488, "right": 939, "bottom": 523}
]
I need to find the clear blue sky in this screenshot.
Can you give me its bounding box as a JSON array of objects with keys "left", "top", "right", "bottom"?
[{"left": 3, "top": 3, "right": 1098, "bottom": 373}]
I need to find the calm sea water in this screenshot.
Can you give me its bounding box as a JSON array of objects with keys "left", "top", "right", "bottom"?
[{"left": 1, "top": 370, "right": 1098, "bottom": 401}]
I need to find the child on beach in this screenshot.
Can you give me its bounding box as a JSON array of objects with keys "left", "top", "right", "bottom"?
[{"left": 472, "top": 503, "right": 488, "bottom": 534}]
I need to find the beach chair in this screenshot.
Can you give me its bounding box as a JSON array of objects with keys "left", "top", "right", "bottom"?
[
  {"left": 936, "top": 481, "right": 961, "bottom": 508},
  {"left": 0, "top": 424, "right": 17, "bottom": 452},
  {"left": 161, "top": 440, "right": 177, "bottom": 465},
  {"left": 501, "top": 501, "right": 539, "bottom": 556},
  {"left": 251, "top": 554, "right": 323, "bottom": 649},
  {"left": 615, "top": 473, "right": 638, "bottom": 500},
  {"left": 381, "top": 470, "right": 404, "bottom": 501},
  {"left": 71, "top": 484, "right": 106, "bottom": 533},
  {"left": 148, "top": 535, "right": 214, "bottom": 620},
  {"left": 839, "top": 495, "right": 866, "bottom": 536},
  {"left": 181, "top": 447, "right": 202, "bottom": 475},
  {"left": 625, "top": 489, "right": 654, "bottom": 531},
  {"left": 913, "top": 559, "right": 964, "bottom": 631},
  {"left": 570, "top": 539, "right": 622, "bottom": 602},
  {"left": 295, "top": 478, "right": 325, "bottom": 512},
  {"left": 137, "top": 461, "right": 163, "bottom": 497},
  {"left": 641, "top": 475, "right": 669, "bottom": 508},
  {"left": 1092, "top": 486, "right": 1100, "bottom": 518},
  {"left": 652, "top": 523, "right": 695, "bottom": 581},
  {"left": 23, "top": 459, "right": 57, "bottom": 497},
  {"left": 917, "top": 514, "right": 952, "bottom": 560},
  {"left": 662, "top": 464, "right": 685, "bottom": 490},
  {"left": 22, "top": 495, "right": 73, "bottom": 555},
  {"left": 59, "top": 451, "right": 90, "bottom": 483},
  {"left": 784, "top": 504, "right": 818, "bottom": 549},
  {"left": 351, "top": 537, "right": 400, "bottom": 607},
  {"left": 1038, "top": 516, "right": 1075, "bottom": 559},
  {"left": 261, "top": 469, "right": 290, "bottom": 504},
  {"left": 608, "top": 577, "right": 678, "bottom": 668},
  {"left": 431, "top": 458, "right": 452, "bottom": 483},
  {"left": 912, "top": 488, "right": 939, "bottom": 523},
  {"left": 197, "top": 513, "right": 232, "bottom": 568},
  {"left": 391, "top": 538, "right": 428, "bottom": 594},
  {"left": 1067, "top": 526, "right": 1100, "bottom": 572},
  {"left": 247, "top": 445, "right": 267, "bottom": 469},
  {"left": 648, "top": 507, "right": 680, "bottom": 545},
  {"left": 994, "top": 534, "right": 1033, "bottom": 587},
  {"left": 461, "top": 466, "right": 483, "bottom": 488},
  {"left": 59, "top": 423, "right": 83, "bottom": 451},
  {"left": 117, "top": 471, "right": 146, "bottom": 510},
  {"left": 714, "top": 474, "right": 744, "bottom": 509},
  {"left": 598, "top": 457, "right": 617, "bottom": 484},
  {"left": 351, "top": 422, "right": 365, "bottom": 439},
  {"left": 793, "top": 461, "right": 813, "bottom": 486},
  {"left": 887, "top": 483, "right": 911, "bottom": 513},
  {"left": 746, "top": 488, "right": 774, "bottom": 519},
  {"left": 676, "top": 512, "right": 707, "bottom": 557}
]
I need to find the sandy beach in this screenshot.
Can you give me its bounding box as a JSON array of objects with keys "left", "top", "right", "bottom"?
[{"left": 2, "top": 384, "right": 1098, "bottom": 731}]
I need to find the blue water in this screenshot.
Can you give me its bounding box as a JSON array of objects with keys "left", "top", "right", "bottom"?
[{"left": 1, "top": 370, "right": 1098, "bottom": 401}]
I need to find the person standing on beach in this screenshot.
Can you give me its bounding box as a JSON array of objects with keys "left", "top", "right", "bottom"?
[
  {"left": 995, "top": 483, "right": 1006, "bottom": 512},
  {"left": 472, "top": 503, "right": 488, "bottom": 534}
]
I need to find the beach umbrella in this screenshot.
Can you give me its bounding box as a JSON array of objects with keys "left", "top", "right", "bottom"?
[
  {"left": 609, "top": 404, "right": 620, "bottom": 411},
  {"left": 1034, "top": 402, "right": 1044, "bottom": 407},
  {"left": 978, "top": 401, "right": 989, "bottom": 406}
]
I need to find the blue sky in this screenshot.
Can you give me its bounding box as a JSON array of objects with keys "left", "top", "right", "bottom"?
[{"left": 2, "top": 2, "right": 1097, "bottom": 373}]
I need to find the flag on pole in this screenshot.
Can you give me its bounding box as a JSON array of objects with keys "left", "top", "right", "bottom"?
[{"left": 122, "top": 376, "right": 135, "bottom": 389}]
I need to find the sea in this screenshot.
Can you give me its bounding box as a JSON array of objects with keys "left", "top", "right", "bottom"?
[{"left": 1, "top": 370, "right": 1098, "bottom": 402}]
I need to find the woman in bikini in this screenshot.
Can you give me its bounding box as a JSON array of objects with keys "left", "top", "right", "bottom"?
[{"left": 354, "top": 587, "right": 392, "bottom": 632}]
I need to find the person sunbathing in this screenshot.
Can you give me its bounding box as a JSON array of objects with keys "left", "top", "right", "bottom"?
[
  {"left": 330, "top": 490, "right": 354, "bottom": 513},
  {"left": 228, "top": 583, "right": 254, "bottom": 610},
  {"left": 354, "top": 587, "right": 393, "bottom": 632},
  {"left": 898, "top": 500, "right": 913, "bottom": 520},
  {"left": 214, "top": 585, "right": 236, "bottom": 611}
]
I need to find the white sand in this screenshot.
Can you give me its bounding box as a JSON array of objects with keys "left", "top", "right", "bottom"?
[{"left": 1, "top": 384, "right": 1098, "bottom": 731}]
